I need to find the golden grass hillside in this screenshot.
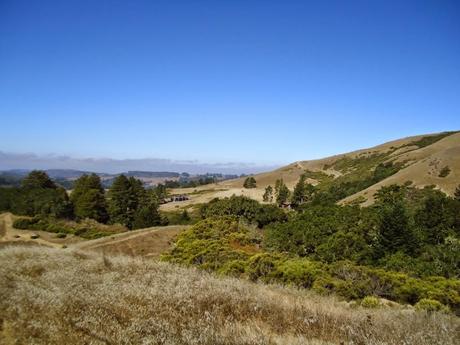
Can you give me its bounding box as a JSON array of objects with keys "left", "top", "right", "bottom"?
[
  {"left": 73, "top": 224, "right": 188, "bottom": 257},
  {"left": 1, "top": 246, "right": 459, "bottom": 345},
  {"left": 169, "top": 131, "right": 460, "bottom": 206}
]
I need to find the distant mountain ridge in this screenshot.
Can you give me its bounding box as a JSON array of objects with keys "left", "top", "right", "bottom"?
[{"left": 0, "top": 169, "right": 182, "bottom": 180}]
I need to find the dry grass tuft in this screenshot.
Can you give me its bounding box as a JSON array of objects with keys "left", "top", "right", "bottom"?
[{"left": 0, "top": 246, "right": 459, "bottom": 345}]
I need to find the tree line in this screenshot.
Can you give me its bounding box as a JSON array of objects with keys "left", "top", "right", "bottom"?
[{"left": 0, "top": 170, "right": 165, "bottom": 230}]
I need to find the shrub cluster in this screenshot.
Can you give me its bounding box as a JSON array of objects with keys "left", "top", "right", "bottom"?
[
  {"left": 199, "top": 195, "right": 287, "bottom": 228},
  {"left": 163, "top": 217, "right": 460, "bottom": 314},
  {"left": 13, "top": 216, "right": 125, "bottom": 239}
]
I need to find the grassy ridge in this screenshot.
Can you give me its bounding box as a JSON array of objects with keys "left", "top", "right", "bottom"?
[{"left": 1, "top": 246, "right": 459, "bottom": 345}]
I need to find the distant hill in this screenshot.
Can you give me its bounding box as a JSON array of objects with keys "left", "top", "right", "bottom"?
[
  {"left": 220, "top": 131, "right": 460, "bottom": 204},
  {"left": 125, "top": 171, "right": 180, "bottom": 178}
]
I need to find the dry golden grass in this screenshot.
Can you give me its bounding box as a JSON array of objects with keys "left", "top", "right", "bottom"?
[
  {"left": 1, "top": 246, "right": 459, "bottom": 345},
  {"left": 73, "top": 225, "right": 188, "bottom": 258},
  {"left": 343, "top": 132, "right": 460, "bottom": 205},
  {"left": 177, "top": 131, "right": 460, "bottom": 205},
  {"left": 0, "top": 213, "right": 84, "bottom": 249}
]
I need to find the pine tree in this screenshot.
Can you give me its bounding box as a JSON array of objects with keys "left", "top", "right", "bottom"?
[
  {"left": 132, "top": 201, "right": 162, "bottom": 229},
  {"left": 19, "top": 171, "right": 71, "bottom": 218},
  {"left": 108, "top": 175, "right": 133, "bottom": 227},
  {"left": 291, "top": 174, "right": 306, "bottom": 208},
  {"left": 108, "top": 175, "right": 156, "bottom": 229},
  {"left": 275, "top": 179, "right": 290, "bottom": 206},
  {"left": 263, "top": 185, "right": 273, "bottom": 202},
  {"left": 22, "top": 170, "right": 57, "bottom": 189},
  {"left": 71, "top": 174, "right": 108, "bottom": 223},
  {"left": 376, "top": 201, "right": 416, "bottom": 256}
]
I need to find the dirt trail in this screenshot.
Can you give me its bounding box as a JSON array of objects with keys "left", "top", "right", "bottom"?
[
  {"left": 74, "top": 224, "right": 188, "bottom": 257},
  {"left": 0, "top": 213, "right": 83, "bottom": 249},
  {"left": 0, "top": 212, "right": 187, "bottom": 258}
]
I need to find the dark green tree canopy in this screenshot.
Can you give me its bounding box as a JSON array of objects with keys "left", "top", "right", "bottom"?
[
  {"left": 22, "top": 170, "right": 57, "bottom": 189},
  {"left": 275, "top": 179, "right": 290, "bottom": 206},
  {"left": 108, "top": 175, "right": 162, "bottom": 229},
  {"left": 243, "top": 177, "right": 257, "bottom": 189},
  {"left": 71, "top": 174, "right": 108, "bottom": 223},
  {"left": 263, "top": 185, "right": 273, "bottom": 202}
]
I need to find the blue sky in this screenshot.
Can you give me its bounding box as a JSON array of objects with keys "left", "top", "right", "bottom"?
[{"left": 1, "top": 0, "right": 459, "bottom": 172}]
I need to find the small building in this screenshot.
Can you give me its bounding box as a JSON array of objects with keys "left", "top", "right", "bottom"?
[{"left": 171, "top": 195, "right": 190, "bottom": 202}]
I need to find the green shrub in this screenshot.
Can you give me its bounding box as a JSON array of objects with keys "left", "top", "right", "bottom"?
[
  {"left": 218, "top": 260, "right": 247, "bottom": 277},
  {"left": 415, "top": 298, "right": 449, "bottom": 313},
  {"left": 13, "top": 217, "right": 39, "bottom": 229},
  {"left": 200, "top": 196, "right": 287, "bottom": 228},
  {"left": 247, "top": 253, "right": 281, "bottom": 282},
  {"left": 56, "top": 233, "right": 67, "bottom": 238},
  {"left": 311, "top": 275, "right": 339, "bottom": 295},
  {"left": 275, "top": 258, "right": 323, "bottom": 288},
  {"left": 438, "top": 166, "right": 451, "bottom": 178},
  {"left": 13, "top": 216, "right": 125, "bottom": 240},
  {"left": 361, "top": 296, "right": 380, "bottom": 308}
]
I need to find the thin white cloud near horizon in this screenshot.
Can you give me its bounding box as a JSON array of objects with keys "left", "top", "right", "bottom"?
[{"left": 0, "top": 151, "right": 280, "bottom": 175}]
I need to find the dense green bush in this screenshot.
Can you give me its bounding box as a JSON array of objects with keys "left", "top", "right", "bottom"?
[
  {"left": 164, "top": 217, "right": 460, "bottom": 313},
  {"left": 200, "top": 195, "right": 287, "bottom": 227},
  {"left": 264, "top": 204, "right": 375, "bottom": 261},
  {"left": 361, "top": 296, "right": 380, "bottom": 308},
  {"left": 13, "top": 216, "right": 125, "bottom": 240},
  {"left": 415, "top": 298, "right": 449, "bottom": 313}
]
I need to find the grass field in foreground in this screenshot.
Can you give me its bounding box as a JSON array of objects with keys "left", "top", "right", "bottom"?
[{"left": 1, "top": 246, "right": 458, "bottom": 345}]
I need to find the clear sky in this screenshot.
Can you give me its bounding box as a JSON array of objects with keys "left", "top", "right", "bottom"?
[{"left": 1, "top": 0, "right": 459, "bottom": 172}]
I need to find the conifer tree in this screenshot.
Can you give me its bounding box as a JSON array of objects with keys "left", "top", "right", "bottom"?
[
  {"left": 71, "top": 174, "right": 108, "bottom": 223},
  {"left": 108, "top": 175, "right": 134, "bottom": 227},
  {"left": 275, "top": 179, "right": 290, "bottom": 206},
  {"left": 291, "top": 174, "right": 306, "bottom": 208},
  {"left": 108, "top": 175, "right": 162, "bottom": 229},
  {"left": 22, "top": 170, "right": 57, "bottom": 189},
  {"left": 376, "top": 200, "right": 416, "bottom": 256},
  {"left": 263, "top": 185, "right": 273, "bottom": 202}
]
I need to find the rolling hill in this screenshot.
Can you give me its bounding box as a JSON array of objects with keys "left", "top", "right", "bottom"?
[{"left": 199, "top": 131, "right": 460, "bottom": 206}]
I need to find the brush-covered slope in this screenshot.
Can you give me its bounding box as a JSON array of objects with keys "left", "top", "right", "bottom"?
[
  {"left": 221, "top": 131, "right": 459, "bottom": 204},
  {"left": 1, "top": 246, "right": 459, "bottom": 345}
]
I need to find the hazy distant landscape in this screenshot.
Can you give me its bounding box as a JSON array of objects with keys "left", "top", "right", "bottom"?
[
  {"left": 1, "top": 0, "right": 460, "bottom": 344},
  {"left": 2, "top": 131, "right": 460, "bottom": 344}
]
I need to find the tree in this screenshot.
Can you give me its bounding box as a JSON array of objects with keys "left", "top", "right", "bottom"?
[
  {"left": 375, "top": 200, "right": 416, "bottom": 256},
  {"left": 291, "top": 178, "right": 315, "bottom": 208},
  {"left": 263, "top": 185, "right": 273, "bottom": 202},
  {"left": 17, "top": 171, "right": 72, "bottom": 218},
  {"left": 374, "top": 184, "right": 405, "bottom": 205},
  {"left": 275, "top": 179, "right": 290, "bottom": 206},
  {"left": 108, "top": 175, "right": 138, "bottom": 228},
  {"left": 291, "top": 175, "right": 305, "bottom": 207},
  {"left": 70, "top": 174, "right": 108, "bottom": 223},
  {"left": 243, "top": 176, "right": 257, "bottom": 189},
  {"left": 108, "top": 175, "right": 162, "bottom": 229},
  {"left": 415, "top": 192, "right": 455, "bottom": 245},
  {"left": 22, "top": 170, "right": 57, "bottom": 189},
  {"left": 152, "top": 183, "right": 168, "bottom": 202},
  {"left": 454, "top": 185, "right": 460, "bottom": 201},
  {"left": 132, "top": 201, "right": 162, "bottom": 229}
]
